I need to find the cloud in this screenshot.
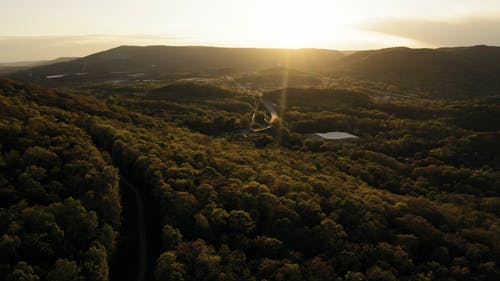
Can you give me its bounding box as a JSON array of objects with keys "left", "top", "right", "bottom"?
[
  {"left": 362, "top": 17, "right": 500, "bottom": 47},
  {"left": 0, "top": 35, "right": 191, "bottom": 63}
]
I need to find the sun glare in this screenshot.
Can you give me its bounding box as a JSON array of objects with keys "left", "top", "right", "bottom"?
[{"left": 248, "top": 0, "right": 345, "bottom": 48}]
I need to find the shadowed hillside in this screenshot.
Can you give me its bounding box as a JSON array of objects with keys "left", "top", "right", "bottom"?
[
  {"left": 331, "top": 45, "right": 500, "bottom": 97},
  {"left": 10, "top": 45, "right": 500, "bottom": 98},
  {"left": 9, "top": 46, "right": 344, "bottom": 82},
  {"left": 150, "top": 82, "right": 236, "bottom": 100},
  {"left": 235, "top": 67, "right": 322, "bottom": 89},
  {"left": 264, "top": 87, "right": 372, "bottom": 109}
]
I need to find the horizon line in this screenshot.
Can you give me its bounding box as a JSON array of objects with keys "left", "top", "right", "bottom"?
[{"left": 0, "top": 43, "right": 498, "bottom": 64}]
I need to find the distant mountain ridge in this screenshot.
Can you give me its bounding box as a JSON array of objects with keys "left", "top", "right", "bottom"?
[
  {"left": 8, "top": 44, "right": 500, "bottom": 97},
  {"left": 331, "top": 45, "right": 500, "bottom": 97},
  {"left": 0, "top": 57, "right": 78, "bottom": 75},
  {"left": 9, "top": 46, "right": 344, "bottom": 81},
  {"left": 0, "top": 57, "right": 78, "bottom": 67}
]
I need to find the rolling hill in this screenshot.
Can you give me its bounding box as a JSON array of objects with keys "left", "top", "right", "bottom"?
[
  {"left": 9, "top": 46, "right": 344, "bottom": 82},
  {"left": 8, "top": 45, "right": 500, "bottom": 98},
  {"left": 235, "top": 67, "right": 322, "bottom": 89},
  {"left": 331, "top": 45, "right": 500, "bottom": 97}
]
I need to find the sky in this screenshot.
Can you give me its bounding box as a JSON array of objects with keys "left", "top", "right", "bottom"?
[{"left": 1, "top": 0, "right": 500, "bottom": 62}]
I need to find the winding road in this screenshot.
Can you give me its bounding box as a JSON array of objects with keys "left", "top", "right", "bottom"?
[
  {"left": 263, "top": 100, "right": 278, "bottom": 123},
  {"left": 120, "top": 177, "right": 148, "bottom": 281},
  {"left": 219, "top": 75, "right": 279, "bottom": 133},
  {"left": 250, "top": 98, "right": 279, "bottom": 132}
]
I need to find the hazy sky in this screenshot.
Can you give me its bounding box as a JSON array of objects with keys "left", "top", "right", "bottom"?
[{"left": 1, "top": 0, "right": 500, "bottom": 62}]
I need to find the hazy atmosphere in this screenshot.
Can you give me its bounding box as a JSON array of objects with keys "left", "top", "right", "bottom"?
[
  {"left": 1, "top": 1, "right": 500, "bottom": 281},
  {"left": 1, "top": 0, "right": 500, "bottom": 62}
]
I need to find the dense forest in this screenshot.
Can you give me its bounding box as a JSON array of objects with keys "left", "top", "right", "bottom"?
[{"left": 1, "top": 43, "right": 500, "bottom": 281}]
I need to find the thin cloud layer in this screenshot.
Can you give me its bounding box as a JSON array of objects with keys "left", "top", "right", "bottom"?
[
  {"left": 0, "top": 35, "right": 190, "bottom": 63},
  {"left": 363, "top": 17, "right": 500, "bottom": 47}
]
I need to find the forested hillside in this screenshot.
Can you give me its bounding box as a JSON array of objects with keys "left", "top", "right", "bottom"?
[
  {"left": 1, "top": 78, "right": 498, "bottom": 281},
  {"left": 0, "top": 80, "right": 120, "bottom": 281},
  {"left": 330, "top": 45, "right": 500, "bottom": 97},
  {"left": 9, "top": 46, "right": 344, "bottom": 83},
  {"left": 9, "top": 45, "right": 500, "bottom": 99}
]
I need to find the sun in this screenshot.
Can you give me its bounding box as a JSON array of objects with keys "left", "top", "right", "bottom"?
[{"left": 247, "top": 0, "right": 344, "bottom": 48}]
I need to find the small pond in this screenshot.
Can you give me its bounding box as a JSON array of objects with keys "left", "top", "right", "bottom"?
[{"left": 314, "top": 131, "right": 359, "bottom": 140}]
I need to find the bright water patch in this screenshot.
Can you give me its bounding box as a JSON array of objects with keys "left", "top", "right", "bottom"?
[{"left": 315, "top": 131, "right": 359, "bottom": 140}]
